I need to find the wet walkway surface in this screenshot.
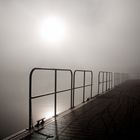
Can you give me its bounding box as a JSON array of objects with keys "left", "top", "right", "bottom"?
[{"left": 27, "top": 80, "right": 140, "bottom": 140}]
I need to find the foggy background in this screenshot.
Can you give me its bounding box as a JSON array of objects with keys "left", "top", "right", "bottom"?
[{"left": 0, "top": 0, "right": 140, "bottom": 138}]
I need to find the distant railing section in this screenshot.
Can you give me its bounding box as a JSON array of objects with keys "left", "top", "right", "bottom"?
[
  {"left": 73, "top": 70, "right": 93, "bottom": 107},
  {"left": 114, "top": 73, "right": 129, "bottom": 87},
  {"left": 98, "top": 71, "right": 113, "bottom": 94},
  {"left": 121, "top": 73, "right": 129, "bottom": 83},
  {"left": 129, "top": 73, "right": 140, "bottom": 79},
  {"left": 114, "top": 73, "right": 121, "bottom": 86}
]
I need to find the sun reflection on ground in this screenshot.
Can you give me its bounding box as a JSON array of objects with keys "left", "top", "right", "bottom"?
[{"left": 44, "top": 110, "right": 54, "bottom": 120}]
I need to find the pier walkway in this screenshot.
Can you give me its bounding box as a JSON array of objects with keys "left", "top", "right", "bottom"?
[{"left": 26, "top": 80, "right": 140, "bottom": 140}]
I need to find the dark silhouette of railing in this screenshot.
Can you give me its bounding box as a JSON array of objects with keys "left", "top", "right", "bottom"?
[
  {"left": 73, "top": 70, "right": 93, "bottom": 107},
  {"left": 29, "top": 68, "right": 93, "bottom": 130},
  {"left": 4, "top": 69, "right": 139, "bottom": 139},
  {"left": 129, "top": 73, "right": 140, "bottom": 79},
  {"left": 114, "top": 73, "right": 129, "bottom": 86},
  {"left": 121, "top": 73, "right": 129, "bottom": 83},
  {"left": 114, "top": 73, "right": 121, "bottom": 86},
  {"left": 29, "top": 68, "right": 73, "bottom": 130},
  {"left": 29, "top": 68, "right": 130, "bottom": 130},
  {"left": 98, "top": 71, "right": 113, "bottom": 94}
]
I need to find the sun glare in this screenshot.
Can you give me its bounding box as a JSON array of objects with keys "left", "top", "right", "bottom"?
[{"left": 40, "top": 16, "right": 66, "bottom": 43}]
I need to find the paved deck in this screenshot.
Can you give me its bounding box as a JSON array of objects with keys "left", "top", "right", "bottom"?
[{"left": 26, "top": 80, "right": 140, "bottom": 140}]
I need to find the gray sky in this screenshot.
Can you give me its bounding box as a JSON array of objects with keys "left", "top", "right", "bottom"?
[
  {"left": 0, "top": 0, "right": 140, "bottom": 72},
  {"left": 0, "top": 0, "right": 140, "bottom": 138}
]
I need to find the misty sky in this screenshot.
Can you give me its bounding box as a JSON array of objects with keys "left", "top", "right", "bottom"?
[{"left": 0, "top": 0, "right": 140, "bottom": 138}]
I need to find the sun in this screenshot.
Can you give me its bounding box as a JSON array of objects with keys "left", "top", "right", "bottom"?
[{"left": 39, "top": 16, "right": 66, "bottom": 43}]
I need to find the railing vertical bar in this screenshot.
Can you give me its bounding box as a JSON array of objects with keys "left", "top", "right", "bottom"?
[
  {"left": 29, "top": 72, "right": 32, "bottom": 130},
  {"left": 102, "top": 72, "right": 104, "bottom": 93},
  {"left": 91, "top": 72, "right": 93, "bottom": 98},
  {"left": 111, "top": 72, "right": 113, "bottom": 88},
  {"left": 29, "top": 69, "right": 35, "bottom": 130},
  {"left": 106, "top": 72, "right": 108, "bottom": 91},
  {"left": 98, "top": 72, "right": 100, "bottom": 94},
  {"left": 83, "top": 71, "right": 86, "bottom": 103},
  {"left": 109, "top": 72, "right": 110, "bottom": 89},
  {"left": 54, "top": 70, "right": 57, "bottom": 117},
  {"left": 111, "top": 72, "right": 112, "bottom": 88},
  {"left": 70, "top": 71, "right": 73, "bottom": 109},
  {"left": 73, "top": 71, "right": 76, "bottom": 108}
]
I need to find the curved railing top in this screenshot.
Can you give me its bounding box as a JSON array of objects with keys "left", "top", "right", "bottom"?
[
  {"left": 99, "top": 71, "right": 113, "bottom": 73},
  {"left": 29, "top": 67, "right": 73, "bottom": 77},
  {"left": 74, "top": 69, "right": 93, "bottom": 73}
]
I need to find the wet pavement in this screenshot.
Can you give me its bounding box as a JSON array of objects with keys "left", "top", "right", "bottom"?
[{"left": 26, "top": 80, "right": 140, "bottom": 140}]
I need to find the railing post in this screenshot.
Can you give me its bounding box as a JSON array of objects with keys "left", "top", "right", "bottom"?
[
  {"left": 102, "top": 72, "right": 104, "bottom": 93},
  {"left": 73, "top": 71, "right": 76, "bottom": 108},
  {"left": 111, "top": 72, "right": 112, "bottom": 88},
  {"left": 83, "top": 71, "right": 86, "bottom": 103},
  {"left": 54, "top": 70, "right": 57, "bottom": 117},
  {"left": 109, "top": 72, "right": 111, "bottom": 89},
  {"left": 98, "top": 72, "right": 100, "bottom": 94},
  {"left": 29, "top": 68, "right": 35, "bottom": 130},
  {"left": 29, "top": 73, "right": 32, "bottom": 130},
  {"left": 91, "top": 72, "right": 93, "bottom": 98},
  {"left": 70, "top": 71, "right": 73, "bottom": 109},
  {"left": 106, "top": 72, "right": 108, "bottom": 91},
  {"left": 111, "top": 72, "right": 113, "bottom": 89}
]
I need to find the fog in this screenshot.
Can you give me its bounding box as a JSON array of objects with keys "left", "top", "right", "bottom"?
[{"left": 0, "top": 0, "right": 140, "bottom": 138}]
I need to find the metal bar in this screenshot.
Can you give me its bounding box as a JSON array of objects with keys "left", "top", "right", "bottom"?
[
  {"left": 73, "top": 71, "right": 76, "bottom": 108},
  {"left": 109, "top": 72, "right": 111, "bottom": 89},
  {"left": 110, "top": 72, "right": 112, "bottom": 88},
  {"left": 29, "top": 67, "right": 73, "bottom": 72},
  {"left": 29, "top": 71, "right": 32, "bottom": 130},
  {"left": 54, "top": 70, "right": 57, "bottom": 117},
  {"left": 106, "top": 72, "right": 108, "bottom": 91},
  {"left": 114, "top": 73, "right": 116, "bottom": 86},
  {"left": 29, "top": 68, "right": 36, "bottom": 130},
  {"left": 83, "top": 71, "right": 86, "bottom": 103},
  {"left": 31, "top": 88, "right": 72, "bottom": 99},
  {"left": 70, "top": 71, "right": 73, "bottom": 109},
  {"left": 98, "top": 72, "right": 100, "bottom": 94},
  {"left": 74, "top": 84, "right": 93, "bottom": 90},
  {"left": 102, "top": 72, "right": 104, "bottom": 93},
  {"left": 111, "top": 72, "right": 112, "bottom": 88},
  {"left": 91, "top": 72, "right": 93, "bottom": 98},
  {"left": 111, "top": 72, "right": 113, "bottom": 88}
]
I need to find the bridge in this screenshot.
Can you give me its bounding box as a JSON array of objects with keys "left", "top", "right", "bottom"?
[{"left": 4, "top": 68, "right": 140, "bottom": 140}]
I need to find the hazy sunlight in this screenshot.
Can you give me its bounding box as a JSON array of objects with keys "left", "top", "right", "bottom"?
[{"left": 39, "top": 16, "right": 66, "bottom": 43}]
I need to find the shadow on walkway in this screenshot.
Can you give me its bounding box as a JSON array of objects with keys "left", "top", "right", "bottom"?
[{"left": 28, "top": 80, "right": 140, "bottom": 140}]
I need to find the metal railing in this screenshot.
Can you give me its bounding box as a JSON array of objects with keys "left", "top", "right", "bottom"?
[
  {"left": 98, "top": 71, "right": 113, "bottom": 94},
  {"left": 73, "top": 70, "right": 93, "bottom": 107},
  {"left": 29, "top": 68, "right": 93, "bottom": 129},
  {"left": 29, "top": 68, "right": 129, "bottom": 130},
  {"left": 114, "top": 73, "right": 121, "bottom": 86},
  {"left": 5, "top": 68, "right": 135, "bottom": 139},
  {"left": 121, "top": 73, "right": 129, "bottom": 83},
  {"left": 29, "top": 68, "right": 73, "bottom": 129},
  {"left": 129, "top": 73, "right": 140, "bottom": 79}
]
